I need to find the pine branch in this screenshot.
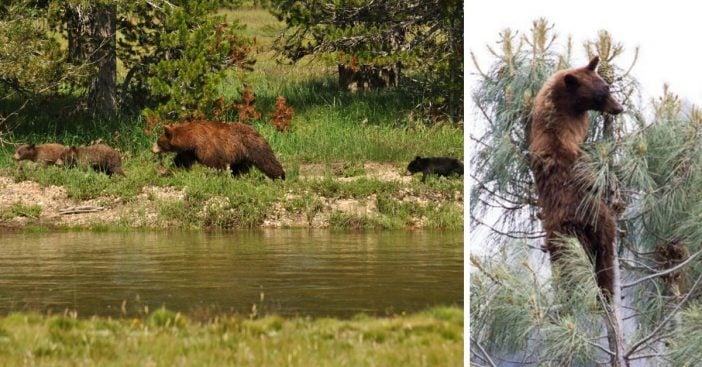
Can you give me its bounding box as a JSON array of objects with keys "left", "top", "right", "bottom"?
[
  {"left": 470, "top": 336, "right": 497, "bottom": 367},
  {"left": 586, "top": 339, "right": 615, "bottom": 357},
  {"left": 471, "top": 215, "right": 545, "bottom": 240},
  {"left": 622, "top": 248, "right": 702, "bottom": 289},
  {"left": 625, "top": 270, "right": 702, "bottom": 359},
  {"left": 628, "top": 352, "right": 671, "bottom": 361},
  {"left": 471, "top": 175, "right": 532, "bottom": 206}
]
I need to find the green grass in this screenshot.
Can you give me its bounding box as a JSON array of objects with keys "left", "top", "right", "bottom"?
[
  {"left": 1, "top": 156, "right": 463, "bottom": 230},
  {"left": 0, "top": 307, "right": 463, "bottom": 366},
  {"left": 1, "top": 202, "right": 42, "bottom": 220}
]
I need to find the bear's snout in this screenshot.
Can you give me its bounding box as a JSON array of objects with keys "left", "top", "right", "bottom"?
[
  {"left": 151, "top": 142, "right": 162, "bottom": 154},
  {"left": 604, "top": 96, "right": 624, "bottom": 115},
  {"left": 12, "top": 153, "right": 20, "bottom": 161}
]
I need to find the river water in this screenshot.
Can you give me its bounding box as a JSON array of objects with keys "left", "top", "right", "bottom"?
[{"left": 0, "top": 230, "right": 463, "bottom": 318}]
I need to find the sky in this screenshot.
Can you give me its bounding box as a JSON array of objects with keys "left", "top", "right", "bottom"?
[{"left": 466, "top": 0, "right": 702, "bottom": 109}]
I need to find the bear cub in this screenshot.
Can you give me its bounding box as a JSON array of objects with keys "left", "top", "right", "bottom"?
[
  {"left": 407, "top": 156, "right": 463, "bottom": 182},
  {"left": 13, "top": 143, "right": 68, "bottom": 166},
  {"left": 57, "top": 143, "right": 125, "bottom": 177}
]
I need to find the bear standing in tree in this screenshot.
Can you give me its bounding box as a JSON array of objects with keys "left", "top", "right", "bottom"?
[
  {"left": 151, "top": 120, "right": 285, "bottom": 180},
  {"left": 529, "top": 56, "right": 623, "bottom": 299}
]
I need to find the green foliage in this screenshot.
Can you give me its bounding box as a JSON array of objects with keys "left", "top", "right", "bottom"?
[
  {"left": 471, "top": 240, "right": 606, "bottom": 365},
  {"left": 472, "top": 20, "right": 565, "bottom": 230},
  {"left": 271, "top": 0, "right": 463, "bottom": 122},
  {"left": 0, "top": 1, "right": 254, "bottom": 130},
  {"left": 0, "top": 2, "right": 80, "bottom": 134},
  {"left": 118, "top": 0, "right": 254, "bottom": 119},
  {"left": 669, "top": 304, "right": 702, "bottom": 365},
  {"left": 0, "top": 3, "right": 67, "bottom": 94}
]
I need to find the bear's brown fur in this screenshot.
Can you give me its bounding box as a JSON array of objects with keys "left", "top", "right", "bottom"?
[
  {"left": 57, "top": 143, "right": 126, "bottom": 177},
  {"left": 529, "top": 56, "right": 623, "bottom": 298},
  {"left": 151, "top": 120, "right": 285, "bottom": 180},
  {"left": 13, "top": 143, "right": 68, "bottom": 166}
]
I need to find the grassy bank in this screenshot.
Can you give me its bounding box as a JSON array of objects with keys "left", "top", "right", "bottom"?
[
  {"left": 0, "top": 307, "right": 463, "bottom": 366},
  {"left": 0, "top": 8, "right": 463, "bottom": 231},
  {"left": 0, "top": 161, "right": 463, "bottom": 230}
]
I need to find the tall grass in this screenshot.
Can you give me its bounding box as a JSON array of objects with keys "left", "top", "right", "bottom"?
[{"left": 0, "top": 306, "right": 463, "bottom": 366}]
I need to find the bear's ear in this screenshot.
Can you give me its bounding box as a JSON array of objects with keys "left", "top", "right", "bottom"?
[
  {"left": 587, "top": 56, "right": 599, "bottom": 71},
  {"left": 564, "top": 74, "right": 579, "bottom": 89},
  {"left": 415, "top": 155, "right": 421, "bottom": 160},
  {"left": 164, "top": 125, "right": 173, "bottom": 139}
]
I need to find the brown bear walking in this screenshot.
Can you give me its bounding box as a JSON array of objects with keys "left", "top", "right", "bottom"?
[
  {"left": 13, "top": 143, "right": 68, "bottom": 166},
  {"left": 529, "top": 56, "right": 623, "bottom": 299},
  {"left": 57, "top": 143, "right": 126, "bottom": 177},
  {"left": 151, "top": 120, "right": 285, "bottom": 180}
]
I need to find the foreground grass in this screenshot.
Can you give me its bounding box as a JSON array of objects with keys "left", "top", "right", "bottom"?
[{"left": 0, "top": 307, "right": 463, "bottom": 366}]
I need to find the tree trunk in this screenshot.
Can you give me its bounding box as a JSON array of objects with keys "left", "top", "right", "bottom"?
[
  {"left": 607, "top": 247, "right": 628, "bottom": 367},
  {"left": 87, "top": 3, "right": 117, "bottom": 116},
  {"left": 447, "top": 8, "right": 463, "bottom": 123},
  {"left": 66, "top": 3, "right": 117, "bottom": 116}
]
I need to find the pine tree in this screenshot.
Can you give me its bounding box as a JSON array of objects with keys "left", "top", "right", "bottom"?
[{"left": 471, "top": 18, "right": 702, "bottom": 366}]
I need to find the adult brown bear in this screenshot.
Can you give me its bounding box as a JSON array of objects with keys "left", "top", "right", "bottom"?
[
  {"left": 529, "top": 56, "right": 623, "bottom": 298},
  {"left": 151, "top": 120, "right": 285, "bottom": 180}
]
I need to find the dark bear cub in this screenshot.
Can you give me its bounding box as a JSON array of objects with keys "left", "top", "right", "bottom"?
[
  {"left": 13, "top": 143, "right": 68, "bottom": 166},
  {"left": 151, "top": 120, "right": 285, "bottom": 180},
  {"left": 529, "top": 56, "right": 623, "bottom": 299},
  {"left": 57, "top": 143, "right": 125, "bottom": 177},
  {"left": 407, "top": 156, "right": 463, "bottom": 182}
]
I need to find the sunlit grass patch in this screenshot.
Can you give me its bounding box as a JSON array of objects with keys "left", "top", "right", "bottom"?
[
  {"left": 1, "top": 202, "right": 42, "bottom": 220},
  {"left": 0, "top": 307, "right": 463, "bottom": 366}
]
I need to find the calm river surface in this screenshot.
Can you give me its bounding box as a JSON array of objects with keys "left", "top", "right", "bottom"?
[{"left": 0, "top": 230, "right": 463, "bottom": 318}]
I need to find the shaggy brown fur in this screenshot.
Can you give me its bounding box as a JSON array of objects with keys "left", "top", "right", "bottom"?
[
  {"left": 58, "top": 143, "right": 125, "bottom": 177},
  {"left": 151, "top": 120, "right": 285, "bottom": 180},
  {"left": 529, "top": 56, "right": 623, "bottom": 298},
  {"left": 13, "top": 143, "right": 68, "bottom": 166}
]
